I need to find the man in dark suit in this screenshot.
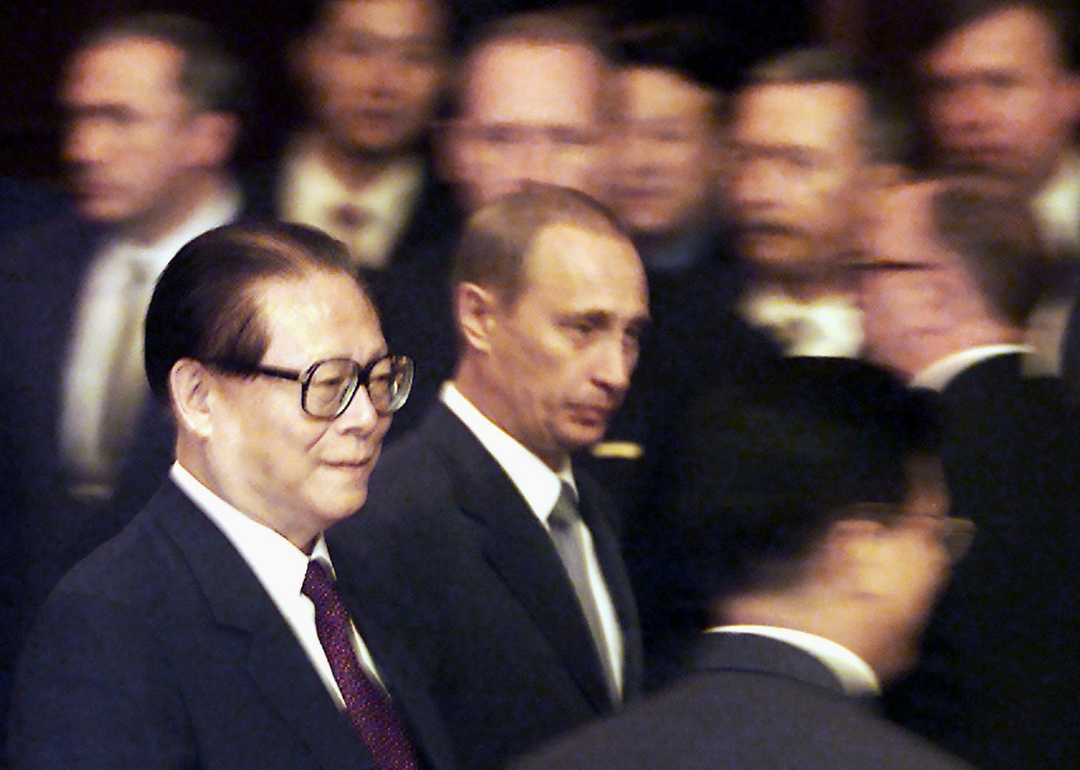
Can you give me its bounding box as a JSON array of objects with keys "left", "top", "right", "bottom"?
[
  {"left": 858, "top": 176, "right": 1080, "bottom": 769},
  {"left": 509, "top": 357, "right": 973, "bottom": 770},
  {"left": 8, "top": 221, "right": 455, "bottom": 770},
  {"left": 330, "top": 185, "right": 649, "bottom": 770},
  {"left": 271, "top": 0, "right": 463, "bottom": 440},
  {"left": 0, "top": 14, "right": 256, "bottom": 749}
]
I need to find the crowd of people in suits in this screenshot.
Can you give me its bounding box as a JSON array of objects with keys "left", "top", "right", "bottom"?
[{"left": 2, "top": 0, "right": 1080, "bottom": 767}]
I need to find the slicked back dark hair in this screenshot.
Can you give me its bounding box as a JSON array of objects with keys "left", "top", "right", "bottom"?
[
  {"left": 77, "top": 12, "right": 249, "bottom": 116},
  {"left": 614, "top": 16, "right": 744, "bottom": 96},
  {"left": 667, "top": 357, "right": 940, "bottom": 609},
  {"left": 144, "top": 221, "right": 361, "bottom": 403}
]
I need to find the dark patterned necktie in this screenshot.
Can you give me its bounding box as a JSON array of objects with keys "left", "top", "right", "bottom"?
[{"left": 302, "top": 560, "right": 420, "bottom": 770}]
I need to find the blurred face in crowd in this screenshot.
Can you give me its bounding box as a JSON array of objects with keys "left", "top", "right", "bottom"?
[
  {"left": 922, "top": 5, "right": 1080, "bottom": 194},
  {"left": 297, "top": 0, "right": 449, "bottom": 159},
  {"left": 445, "top": 40, "right": 611, "bottom": 212},
  {"left": 61, "top": 37, "right": 221, "bottom": 241},
  {"left": 200, "top": 270, "right": 392, "bottom": 550},
  {"left": 728, "top": 82, "right": 870, "bottom": 275},
  {"left": 478, "top": 223, "right": 648, "bottom": 470},
  {"left": 856, "top": 182, "right": 959, "bottom": 378},
  {"left": 612, "top": 66, "right": 719, "bottom": 243}
]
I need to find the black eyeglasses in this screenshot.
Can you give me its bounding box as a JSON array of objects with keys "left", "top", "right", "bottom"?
[
  {"left": 849, "top": 260, "right": 942, "bottom": 274},
  {"left": 847, "top": 502, "right": 976, "bottom": 564},
  {"left": 209, "top": 354, "right": 414, "bottom": 419}
]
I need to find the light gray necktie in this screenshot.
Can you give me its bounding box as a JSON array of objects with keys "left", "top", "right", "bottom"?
[
  {"left": 548, "top": 483, "right": 617, "bottom": 699},
  {"left": 99, "top": 258, "right": 151, "bottom": 469}
]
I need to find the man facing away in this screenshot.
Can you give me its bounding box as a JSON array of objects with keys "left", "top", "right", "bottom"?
[
  {"left": 8, "top": 221, "right": 455, "bottom": 770},
  {"left": 330, "top": 185, "right": 649, "bottom": 770},
  {"left": 857, "top": 175, "right": 1080, "bottom": 769},
  {"left": 914, "top": 0, "right": 1080, "bottom": 374},
  {"left": 509, "top": 357, "right": 975, "bottom": 770}
]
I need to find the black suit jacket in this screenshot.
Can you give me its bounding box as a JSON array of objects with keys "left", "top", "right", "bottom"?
[
  {"left": 510, "top": 632, "right": 972, "bottom": 770},
  {"left": 885, "top": 353, "right": 1080, "bottom": 769},
  {"left": 8, "top": 479, "right": 456, "bottom": 770},
  {"left": 329, "top": 402, "right": 643, "bottom": 770},
  {"left": 244, "top": 158, "right": 464, "bottom": 443},
  {"left": 0, "top": 205, "right": 259, "bottom": 750}
]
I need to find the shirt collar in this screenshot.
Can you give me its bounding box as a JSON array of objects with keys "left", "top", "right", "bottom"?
[
  {"left": 707, "top": 624, "right": 880, "bottom": 696},
  {"left": 281, "top": 134, "right": 424, "bottom": 234},
  {"left": 1033, "top": 148, "right": 1080, "bottom": 251},
  {"left": 911, "top": 344, "right": 1033, "bottom": 391},
  {"left": 440, "top": 382, "right": 574, "bottom": 524},
  {"left": 169, "top": 461, "right": 332, "bottom": 606},
  {"left": 103, "top": 184, "right": 241, "bottom": 279}
]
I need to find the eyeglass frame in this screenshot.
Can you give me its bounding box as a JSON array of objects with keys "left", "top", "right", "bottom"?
[
  {"left": 205, "top": 353, "right": 414, "bottom": 419},
  {"left": 844, "top": 502, "right": 976, "bottom": 564}
]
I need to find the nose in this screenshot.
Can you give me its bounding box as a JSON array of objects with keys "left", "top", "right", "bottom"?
[
  {"left": 939, "top": 83, "right": 993, "bottom": 134},
  {"left": 63, "top": 116, "right": 105, "bottom": 167},
  {"left": 593, "top": 334, "right": 635, "bottom": 394},
  {"left": 506, "top": 133, "right": 561, "bottom": 188},
  {"left": 336, "top": 381, "right": 383, "bottom": 435},
  {"left": 731, "top": 156, "right": 781, "bottom": 213}
]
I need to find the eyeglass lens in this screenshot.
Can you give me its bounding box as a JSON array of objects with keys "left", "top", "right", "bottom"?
[{"left": 303, "top": 356, "right": 412, "bottom": 418}]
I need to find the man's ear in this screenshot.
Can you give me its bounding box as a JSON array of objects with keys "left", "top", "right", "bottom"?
[
  {"left": 455, "top": 282, "right": 498, "bottom": 354},
  {"left": 190, "top": 112, "right": 240, "bottom": 168},
  {"left": 170, "top": 358, "right": 215, "bottom": 439}
]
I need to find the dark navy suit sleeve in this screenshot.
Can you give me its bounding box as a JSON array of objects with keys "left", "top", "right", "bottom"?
[{"left": 9, "top": 589, "right": 194, "bottom": 770}]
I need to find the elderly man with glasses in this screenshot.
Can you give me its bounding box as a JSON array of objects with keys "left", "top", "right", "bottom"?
[{"left": 8, "top": 221, "right": 456, "bottom": 770}]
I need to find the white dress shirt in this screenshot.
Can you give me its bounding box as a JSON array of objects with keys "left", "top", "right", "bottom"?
[
  {"left": 741, "top": 289, "right": 863, "bottom": 358},
  {"left": 59, "top": 187, "right": 241, "bottom": 496},
  {"left": 708, "top": 624, "right": 880, "bottom": 696},
  {"left": 911, "top": 344, "right": 1034, "bottom": 391},
  {"left": 170, "top": 462, "right": 386, "bottom": 709},
  {"left": 441, "top": 382, "right": 625, "bottom": 697},
  {"left": 1033, "top": 149, "right": 1080, "bottom": 256},
  {"left": 279, "top": 134, "right": 423, "bottom": 270}
]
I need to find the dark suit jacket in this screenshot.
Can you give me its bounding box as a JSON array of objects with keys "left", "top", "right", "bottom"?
[
  {"left": 245, "top": 158, "right": 464, "bottom": 444},
  {"left": 884, "top": 353, "right": 1080, "bottom": 769},
  {"left": 509, "top": 632, "right": 972, "bottom": 770},
  {"left": 0, "top": 204, "right": 258, "bottom": 750},
  {"left": 7, "top": 479, "right": 456, "bottom": 770},
  {"left": 329, "top": 402, "right": 643, "bottom": 770}
]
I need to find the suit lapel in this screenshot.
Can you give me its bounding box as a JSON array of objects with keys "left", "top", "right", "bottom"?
[
  {"left": 151, "top": 481, "right": 375, "bottom": 770},
  {"left": 338, "top": 559, "right": 458, "bottom": 770},
  {"left": 428, "top": 406, "right": 619, "bottom": 713}
]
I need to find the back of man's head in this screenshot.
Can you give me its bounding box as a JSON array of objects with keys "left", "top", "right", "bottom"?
[
  {"left": 670, "top": 357, "right": 941, "bottom": 606},
  {"left": 929, "top": 176, "right": 1049, "bottom": 327}
]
